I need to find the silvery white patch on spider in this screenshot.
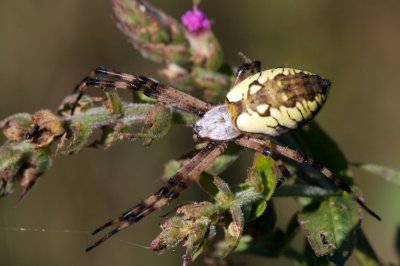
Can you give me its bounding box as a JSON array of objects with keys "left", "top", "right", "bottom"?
[{"left": 194, "top": 105, "right": 241, "bottom": 141}]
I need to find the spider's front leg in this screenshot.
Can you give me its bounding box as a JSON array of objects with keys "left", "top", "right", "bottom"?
[
  {"left": 236, "top": 136, "right": 381, "bottom": 221},
  {"left": 85, "top": 141, "right": 228, "bottom": 252},
  {"left": 72, "top": 67, "right": 212, "bottom": 115},
  {"left": 232, "top": 54, "right": 262, "bottom": 88}
]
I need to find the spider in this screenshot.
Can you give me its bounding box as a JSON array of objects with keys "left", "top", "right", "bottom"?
[{"left": 72, "top": 60, "right": 381, "bottom": 252}]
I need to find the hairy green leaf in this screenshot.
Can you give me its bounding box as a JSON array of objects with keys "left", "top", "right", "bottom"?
[
  {"left": 243, "top": 153, "right": 276, "bottom": 221},
  {"left": 112, "top": 0, "right": 190, "bottom": 65},
  {"left": 0, "top": 142, "right": 32, "bottom": 196},
  {"left": 298, "top": 196, "right": 360, "bottom": 264}
]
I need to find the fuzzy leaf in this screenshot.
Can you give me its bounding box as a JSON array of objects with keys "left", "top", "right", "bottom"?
[
  {"left": 150, "top": 216, "right": 186, "bottom": 251},
  {"left": 112, "top": 0, "right": 190, "bottom": 65},
  {"left": 29, "top": 110, "right": 65, "bottom": 148},
  {"left": 0, "top": 143, "right": 31, "bottom": 179},
  {"left": 249, "top": 152, "right": 276, "bottom": 198},
  {"left": 0, "top": 113, "right": 32, "bottom": 141},
  {"left": 31, "top": 148, "right": 52, "bottom": 175},
  {"left": 212, "top": 176, "right": 233, "bottom": 203},
  {"left": 17, "top": 147, "right": 52, "bottom": 202},
  {"left": 140, "top": 103, "right": 172, "bottom": 145},
  {"left": 154, "top": 203, "right": 218, "bottom": 265},
  {"left": 0, "top": 141, "right": 51, "bottom": 200},
  {"left": 104, "top": 91, "right": 123, "bottom": 114},
  {"left": 59, "top": 121, "right": 91, "bottom": 155},
  {"left": 184, "top": 217, "right": 216, "bottom": 265},
  {"left": 242, "top": 152, "right": 277, "bottom": 221},
  {"left": 221, "top": 205, "right": 244, "bottom": 257},
  {"left": 298, "top": 196, "right": 360, "bottom": 264},
  {"left": 231, "top": 203, "right": 286, "bottom": 258},
  {"left": 0, "top": 142, "right": 32, "bottom": 196}
]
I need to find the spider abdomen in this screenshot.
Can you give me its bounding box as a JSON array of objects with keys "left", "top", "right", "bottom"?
[{"left": 225, "top": 68, "right": 331, "bottom": 136}]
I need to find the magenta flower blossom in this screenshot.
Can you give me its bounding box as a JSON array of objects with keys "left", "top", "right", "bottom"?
[{"left": 181, "top": 7, "right": 211, "bottom": 34}]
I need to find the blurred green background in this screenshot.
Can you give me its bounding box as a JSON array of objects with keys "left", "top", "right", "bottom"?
[{"left": 1, "top": 0, "right": 399, "bottom": 265}]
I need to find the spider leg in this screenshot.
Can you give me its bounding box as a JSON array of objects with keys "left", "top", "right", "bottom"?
[
  {"left": 85, "top": 141, "right": 227, "bottom": 252},
  {"left": 72, "top": 67, "right": 211, "bottom": 115},
  {"left": 252, "top": 136, "right": 292, "bottom": 187},
  {"left": 236, "top": 136, "right": 381, "bottom": 221},
  {"left": 232, "top": 55, "right": 262, "bottom": 87}
]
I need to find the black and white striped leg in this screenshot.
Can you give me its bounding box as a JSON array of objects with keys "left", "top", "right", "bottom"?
[
  {"left": 236, "top": 136, "right": 381, "bottom": 221},
  {"left": 72, "top": 67, "right": 212, "bottom": 115},
  {"left": 85, "top": 141, "right": 227, "bottom": 252}
]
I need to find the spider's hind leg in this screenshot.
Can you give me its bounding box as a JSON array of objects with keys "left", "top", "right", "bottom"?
[
  {"left": 266, "top": 143, "right": 381, "bottom": 221},
  {"left": 236, "top": 136, "right": 381, "bottom": 221}
]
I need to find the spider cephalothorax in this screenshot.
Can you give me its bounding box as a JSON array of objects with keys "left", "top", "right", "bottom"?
[{"left": 72, "top": 60, "right": 380, "bottom": 252}]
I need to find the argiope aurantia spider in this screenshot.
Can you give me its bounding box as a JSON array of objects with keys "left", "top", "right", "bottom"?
[{"left": 73, "top": 60, "right": 381, "bottom": 252}]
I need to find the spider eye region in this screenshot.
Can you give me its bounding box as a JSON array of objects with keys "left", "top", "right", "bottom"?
[
  {"left": 318, "top": 76, "right": 331, "bottom": 94},
  {"left": 225, "top": 68, "right": 330, "bottom": 136}
]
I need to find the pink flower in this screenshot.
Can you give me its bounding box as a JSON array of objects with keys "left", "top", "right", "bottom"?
[{"left": 181, "top": 6, "right": 210, "bottom": 34}]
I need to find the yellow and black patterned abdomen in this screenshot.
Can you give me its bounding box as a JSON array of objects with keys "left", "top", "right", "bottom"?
[{"left": 225, "top": 68, "right": 331, "bottom": 136}]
